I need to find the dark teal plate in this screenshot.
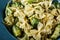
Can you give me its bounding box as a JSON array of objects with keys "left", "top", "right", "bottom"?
[
  {"left": 0, "top": 0, "right": 60, "bottom": 40},
  {"left": 0, "top": 0, "right": 16, "bottom": 40}
]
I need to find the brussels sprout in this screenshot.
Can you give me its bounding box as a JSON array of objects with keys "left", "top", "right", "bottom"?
[
  {"left": 51, "top": 24, "right": 60, "bottom": 39},
  {"left": 12, "top": 25, "right": 21, "bottom": 37},
  {"left": 30, "top": 17, "right": 39, "bottom": 28}
]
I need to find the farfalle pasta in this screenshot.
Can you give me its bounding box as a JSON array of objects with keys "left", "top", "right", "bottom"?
[{"left": 4, "top": 0, "right": 60, "bottom": 40}]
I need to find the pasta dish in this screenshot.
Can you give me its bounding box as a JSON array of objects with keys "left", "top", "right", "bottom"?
[{"left": 4, "top": 0, "right": 60, "bottom": 40}]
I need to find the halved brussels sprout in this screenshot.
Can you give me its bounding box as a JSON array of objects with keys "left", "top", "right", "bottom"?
[{"left": 12, "top": 25, "right": 21, "bottom": 37}]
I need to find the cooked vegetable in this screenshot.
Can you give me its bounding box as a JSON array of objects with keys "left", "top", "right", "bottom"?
[
  {"left": 51, "top": 24, "right": 60, "bottom": 39},
  {"left": 12, "top": 25, "right": 21, "bottom": 37},
  {"left": 30, "top": 17, "right": 39, "bottom": 28}
]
